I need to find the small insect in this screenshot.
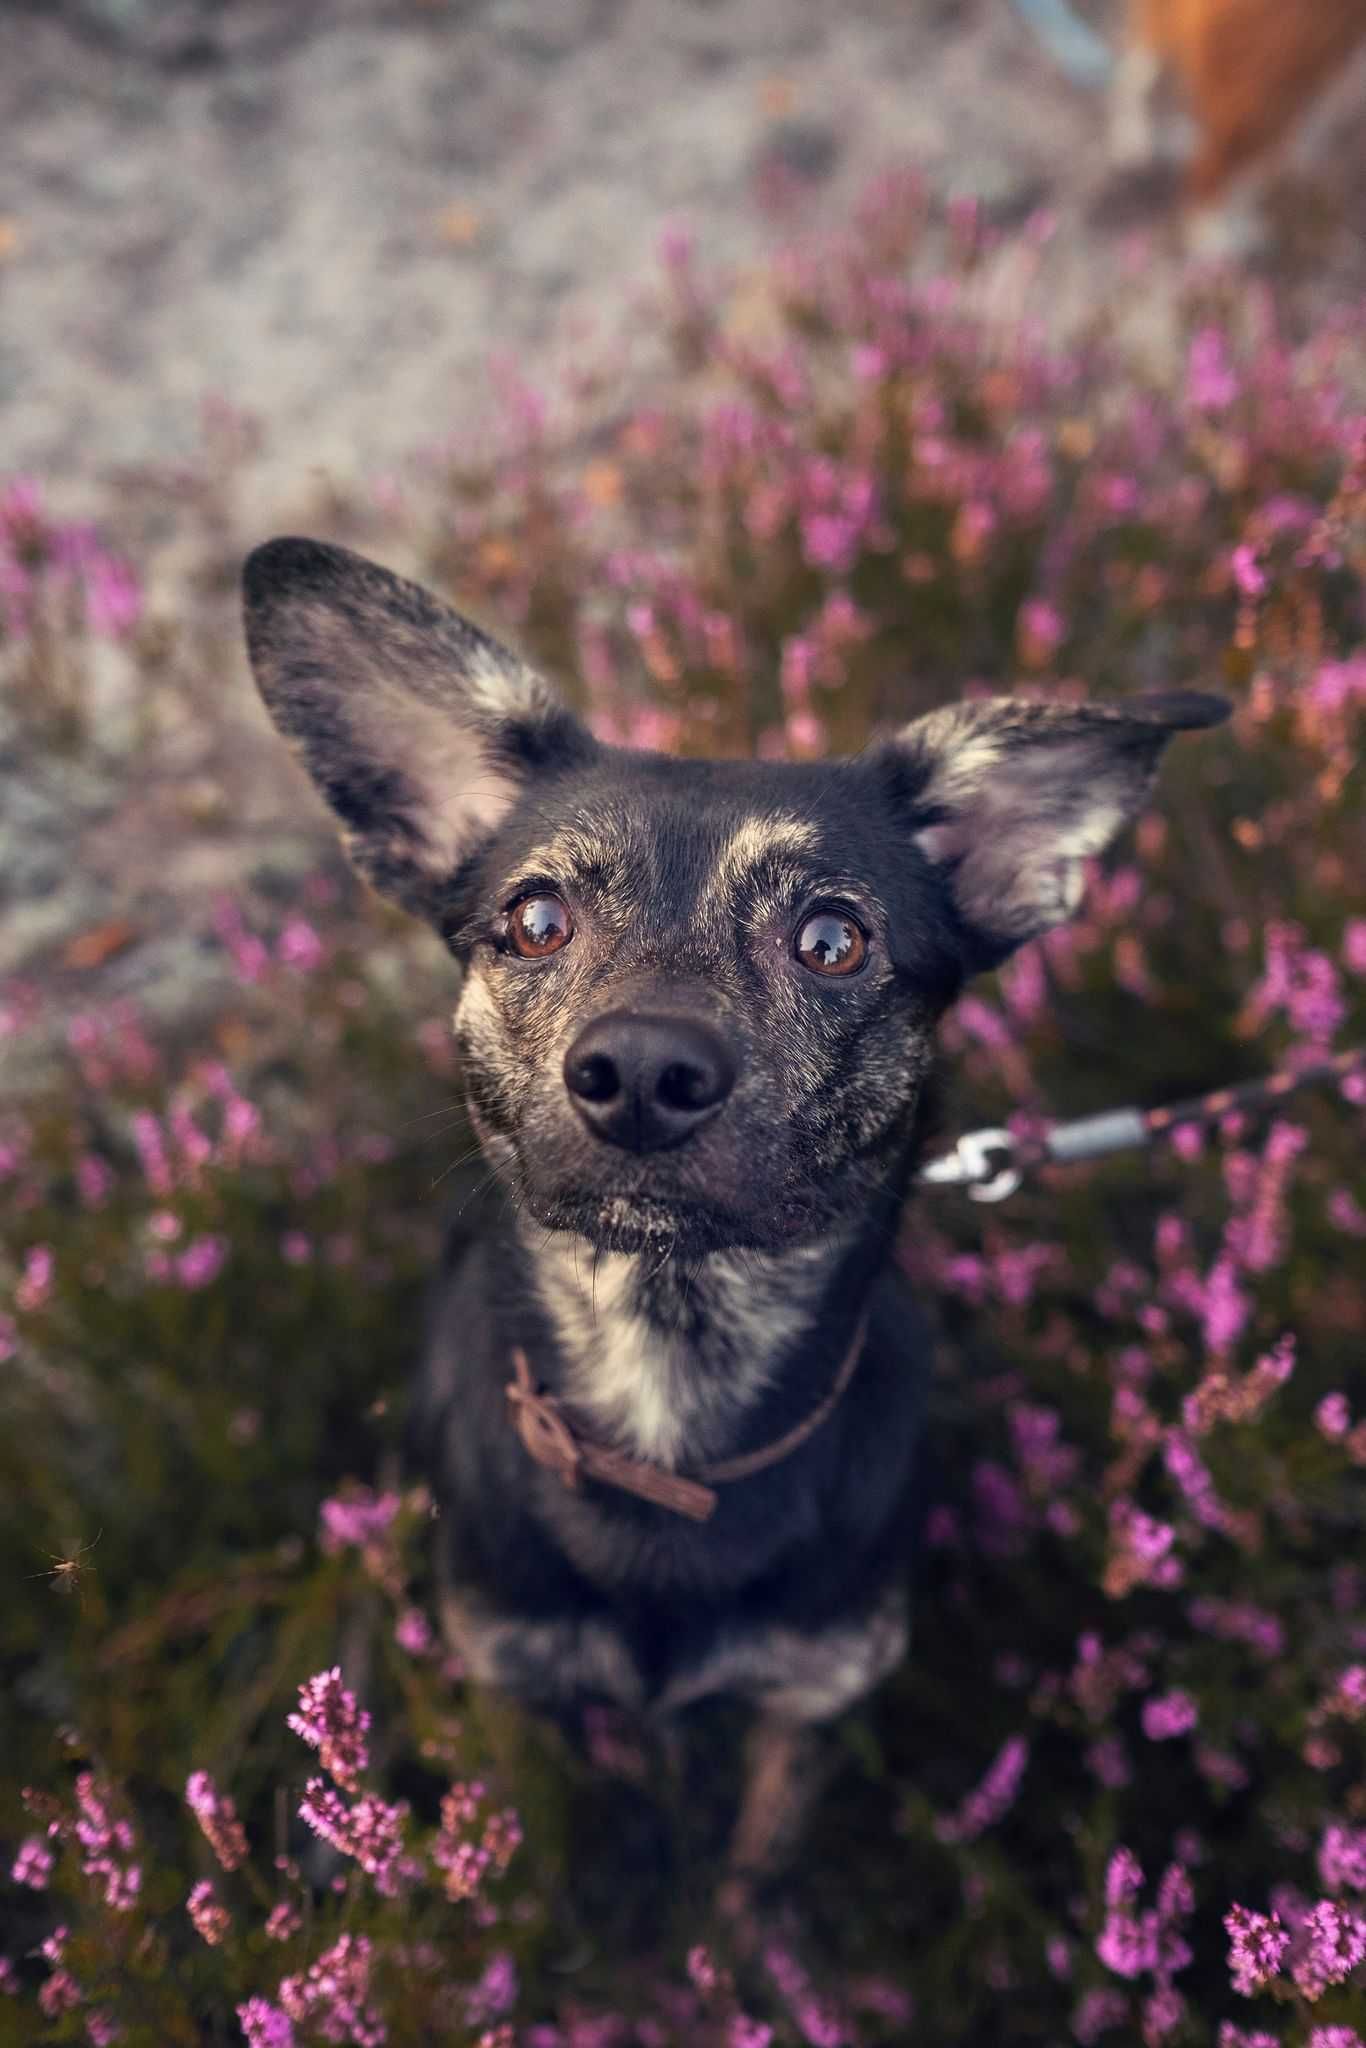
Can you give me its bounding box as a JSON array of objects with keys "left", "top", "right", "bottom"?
[{"left": 29, "top": 1530, "right": 102, "bottom": 1598}]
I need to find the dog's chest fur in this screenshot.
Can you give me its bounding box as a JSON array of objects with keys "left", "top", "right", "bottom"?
[{"left": 531, "top": 1232, "right": 847, "bottom": 1471}]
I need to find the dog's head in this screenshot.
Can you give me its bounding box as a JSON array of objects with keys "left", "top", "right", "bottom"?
[{"left": 244, "top": 539, "right": 1227, "bottom": 1258}]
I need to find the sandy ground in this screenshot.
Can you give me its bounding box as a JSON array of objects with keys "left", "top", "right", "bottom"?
[
  {"left": 3, "top": 0, "right": 1130, "bottom": 503},
  {"left": 1, "top": 0, "right": 1363, "bottom": 1084}
]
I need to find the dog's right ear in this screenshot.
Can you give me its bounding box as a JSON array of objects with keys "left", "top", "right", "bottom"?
[{"left": 242, "top": 538, "right": 595, "bottom": 924}]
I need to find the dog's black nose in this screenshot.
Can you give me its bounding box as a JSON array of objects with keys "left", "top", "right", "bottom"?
[{"left": 563, "top": 1012, "right": 737, "bottom": 1152}]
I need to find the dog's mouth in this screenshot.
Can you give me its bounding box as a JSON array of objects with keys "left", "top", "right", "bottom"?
[{"left": 526, "top": 1182, "right": 825, "bottom": 1258}]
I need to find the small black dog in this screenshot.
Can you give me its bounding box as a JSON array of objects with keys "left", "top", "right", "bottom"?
[{"left": 243, "top": 537, "right": 1226, "bottom": 1883}]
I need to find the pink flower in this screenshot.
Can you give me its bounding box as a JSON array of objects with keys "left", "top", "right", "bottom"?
[
  {"left": 1200, "top": 1258, "right": 1249, "bottom": 1355},
  {"left": 237, "top": 1997, "right": 296, "bottom": 2047},
  {"left": 1017, "top": 597, "right": 1065, "bottom": 667},
  {"left": 465, "top": 1952, "right": 518, "bottom": 2026},
  {"left": 1230, "top": 544, "right": 1266, "bottom": 598},
  {"left": 394, "top": 1608, "right": 433, "bottom": 1656},
  {"left": 318, "top": 1488, "right": 401, "bottom": 1555},
  {"left": 11, "top": 1835, "right": 54, "bottom": 1887},
  {"left": 39, "top": 1970, "right": 82, "bottom": 2018},
  {"left": 176, "top": 1235, "right": 228, "bottom": 1290},
  {"left": 1291, "top": 1899, "right": 1366, "bottom": 1999},
  {"left": 1320, "top": 1823, "right": 1366, "bottom": 1893},
  {"left": 1187, "top": 327, "right": 1240, "bottom": 411},
  {"left": 935, "top": 1734, "right": 1029, "bottom": 1844},
  {"left": 277, "top": 917, "right": 325, "bottom": 972},
  {"left": 130, "top": 1111, "right": 173, "bottom": 1194},
  {"left": 15, "top": 1244, "right": 54, "bottom": 1313},
  {"left": 71, "top": 1772, "right": 140, "bottom": 1910},
  {"left": 185, "top": 1770, "right": 249, "bottom": 1871},
  {"left": 298, "top": 1779, "right": 408, "bottom": 1896},
  {"left": 187, "top": 1877, "right": 231, "bottom": 1945},
  {"left": 1225, "top": 1905, "right": 1290, "bottom": 1996},
  {"left": 1316, "top": 1394, "right": 1352, "bottom": 1441},
  {"left": 1142, "top": 1691, "right": 1199, "bottom": 1741},
  {"left": 265, "top": 1901, "right": 301, "bottom": 1941},
  {"left": 287, "top": 1668, "right": 371, "bottom": 1789},
  {"left": 1106, "top": 1849, "right": 1145, "bottom": 1909},
  {"left": 1073, "top": 1987, "right": 1129, "bottom": 2042},
  {"left": 279, "top": 1933, "right": 384, "bottom": 2048}
]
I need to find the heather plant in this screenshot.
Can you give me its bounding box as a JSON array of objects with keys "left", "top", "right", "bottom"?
[{"left": 2, "top": 178, "right": 1364, "bottom": 2044}]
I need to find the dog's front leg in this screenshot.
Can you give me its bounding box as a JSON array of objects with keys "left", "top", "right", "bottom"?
[{"left": 728, "top": 1713, "right": 828, "bottom": 1881}]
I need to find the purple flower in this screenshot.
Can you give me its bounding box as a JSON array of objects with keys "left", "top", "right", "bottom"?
[
  {"left": 287, "top": 1668, "right": 370, "bottom": 1789},
  {"left": 176, "top": 1235, "right": 228, "bottom": 1290},
  {"left": 1320, "top": 1823, "right": 1366, "bottom": 1893},
  {"left": 464, "top": 1952, "right": 518, "bottom": 2026},
  {"left": 237, "top": 1998, "right": 296, "bottom": 2048},
  {"left": 187, "top": 1877, "right": 231, "bottom": 1945},
  {"left": 1230, "top": 544, "right": 1266, "bottom": 598},
  {"left": 15, "top": 1244, "right": 54, "bottom": 1313},
  {"left": 1225, "top": 1905, "right": 1290, "bottom": 1996},
  {"left": 1200, "top": 1257, "right": 1250, "bottom": 1356},
  {"left": 318, "top": 1488, "right": 401, "bottom": 1555},
  {"left": 265, "top": 1901, "right": 301, "bottom": 1941},
  {"left": 186, "top": 1769, "right": 248, "bottom": 1870},
  {"left": 394, "top": 1608, "right": 433, "bottom": 1656},
  {"left": 1142, "top": 1691, "right": 1199, "bottom": 1741},
  {"left": 935, "top": 1734, "right": 1029, "bottom": 1844},
  {"left": 1291, "top": 1899, "right": 1366, "bottom": 1999},
  {"left": 279, "top": 1933, "right": 385, "bottom": 2048},
  {"left": 298, "top": 1780, "right": 408, "bottom": 1896},
  {"left": 1073, "top": 1987, "right": 1129, "bottom": 2042},
  {"left": 1186, "top": 327, "right": 1240, "bottom": 411},
  {"left": 1317, "top": 1394, "right": 1352, "bottom": 1441},
  {"left": 276, "top": 917, "right": 325, "bottom": 972},
  {"left": 11, "top": 1835, "right": 54, "bottom": 1888}
]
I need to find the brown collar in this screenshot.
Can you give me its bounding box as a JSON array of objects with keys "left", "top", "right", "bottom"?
[{"left": 505, "top": 1311, "right": 871, "bottom": 1523}]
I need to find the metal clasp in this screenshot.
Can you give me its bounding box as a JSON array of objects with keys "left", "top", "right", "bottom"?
[{"left": 918, "top": 1127, "right": 1022, "bottom": 1203}]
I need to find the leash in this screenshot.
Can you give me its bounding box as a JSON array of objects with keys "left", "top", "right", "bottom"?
[
  {"left": 506, "top": 1311, "right": 872, "bottom": 1524},
  {"left": 503, "top": 1048, "right": 1364, "bottom": 1512},
  {"left": 918, "top": 1047, "right": 1366, "bottom": 1204}
]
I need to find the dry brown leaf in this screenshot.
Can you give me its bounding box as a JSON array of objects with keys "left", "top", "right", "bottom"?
[
  {"left": 62, "top": 919, "right": 137, "bottom": 970},
  {"left": 434, "top": 204, "right": 482, "bottom": 248}
]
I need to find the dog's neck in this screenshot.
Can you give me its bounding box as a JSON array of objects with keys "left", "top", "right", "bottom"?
[{"left": 519, "top": 1223, "right": 865, "bottom": 1470}]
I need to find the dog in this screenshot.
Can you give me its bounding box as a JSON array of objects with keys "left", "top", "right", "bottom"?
[{"left": 242, "top": 536, "right": 1228, "bottom": 1891}]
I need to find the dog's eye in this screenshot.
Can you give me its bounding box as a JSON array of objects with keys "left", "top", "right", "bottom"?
[
  {"left": 794, "top": 910, "right": 867, "bottom": 977},
  {"left": 507, "top": 892, "right": 574, "bottom": 958}
]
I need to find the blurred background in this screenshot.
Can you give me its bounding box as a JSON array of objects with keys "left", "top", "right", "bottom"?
[
  {"left": 2, "top": 6, "right": 1365, "bottom": 2045},
  {"left": 4, "top": 0, "right": 1364, "bottom": 496}
]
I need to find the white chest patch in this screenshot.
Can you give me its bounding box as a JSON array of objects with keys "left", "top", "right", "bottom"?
[{"left": 529, "top": 1235, "right": 842, "bottom": 1469}]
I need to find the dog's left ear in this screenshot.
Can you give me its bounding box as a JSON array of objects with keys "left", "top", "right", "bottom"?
[
  {"left": 242, "top": 538, "right": 595, "bottom": 923},
  {"left": 893, "top": 691, "right": 1230, "bottom": 971}
]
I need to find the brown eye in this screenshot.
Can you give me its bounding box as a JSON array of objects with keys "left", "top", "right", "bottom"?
[
  {"left": 507, "top": 893, "right": 573, "bottom": 958},
  {"left": 794, "top": 910, "right": 867, "bottom": 977}
]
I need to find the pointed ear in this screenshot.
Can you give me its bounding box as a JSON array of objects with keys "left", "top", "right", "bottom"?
[
  {"left": 242, "top": 539, "right": 594, "bottom": 923},
  {"left": 893, "top": 691, "right": 1230, "bottom": 971}
]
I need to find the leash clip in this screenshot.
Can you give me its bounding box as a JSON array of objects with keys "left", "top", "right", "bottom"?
[{"left": 919, "top": 1127, "right": 1022, "bottom": 1203}]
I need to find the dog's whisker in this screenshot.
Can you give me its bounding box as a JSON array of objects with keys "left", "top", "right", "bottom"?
[
  {"left": 396, "top": 1100, "right": 466, "bottom": 1130},
  {"left": 429, "top": 1143, "right": 488, "bottom": 1194}
]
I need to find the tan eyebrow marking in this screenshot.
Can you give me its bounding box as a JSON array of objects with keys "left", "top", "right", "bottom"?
[{"left": 711, "top": 818, "right": 819, "bottom": 899}]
